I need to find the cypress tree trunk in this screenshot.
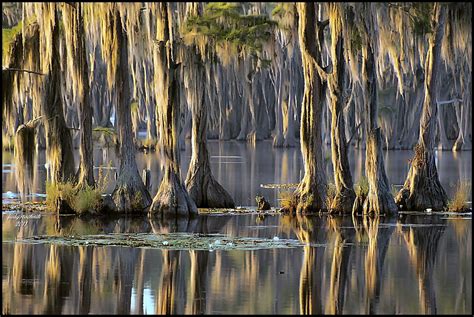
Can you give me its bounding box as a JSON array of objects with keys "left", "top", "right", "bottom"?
[
  {"left": 111, "top": 9, "right": 152, "bottom": 212},
  {"left": 361, "top": 5, "right": 397, "bottom": 216},
  {"left": 150, "top": 3, "right": 197, "bottom": 217},
  {"left": 42, "top": 6, "right": 75, "bottom": 184},
  {"left": 327, "top": 4, "right": 355, "bottom": 213},
  {"left": 183, "top": 27, "right": 234, "bottom": 208},
  {"left": 67, "top": 3, "right": 94, "bottom": 188},
  {"left": 396, "top": 4, "right": 448, "bottom": 211},
  {"left": 292, "top": 3, "right": 327, "bottom": 213}
]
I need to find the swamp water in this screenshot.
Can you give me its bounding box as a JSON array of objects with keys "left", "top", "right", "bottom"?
[{"left": 2, "top": 141, "right": 472, "bottom": 314}]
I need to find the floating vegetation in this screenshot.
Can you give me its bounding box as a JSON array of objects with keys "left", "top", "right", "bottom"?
[
  {"left": 260, "top": 183, "right": 299, "bottom": 189},
  {"left": 2, "top": 201, "right": 49, "bottom": 213},
  {"left": 16, "top": 232, "right": 305, "bottom": 251},
  {"left": 199, "top": 207, "right": 280, "bottom": 215}
]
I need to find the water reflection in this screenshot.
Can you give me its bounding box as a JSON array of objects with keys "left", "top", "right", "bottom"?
[
  {"left": 2, "top": 212, "right": 471, "bottom": 314},
  {"left": 397, "top": 215, "right": 445, "bottom": 314}
]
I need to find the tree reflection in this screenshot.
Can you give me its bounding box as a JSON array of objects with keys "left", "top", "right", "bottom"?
[
  {"left": 353, "top": 215, "right": 395, "bottom": 314},
  {"left": 281, "top": 214, "right": 327, "bottom": 314},
  {"left": 325, "top": 216, "right": 355, "bottom": 314},
  {"left": 397, "top": 215, "right": 446, "bottom": 314}
]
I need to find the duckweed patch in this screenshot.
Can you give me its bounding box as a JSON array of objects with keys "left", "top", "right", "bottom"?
[{"left": 18, "top": 232, "right": 305, "bottom": 251}]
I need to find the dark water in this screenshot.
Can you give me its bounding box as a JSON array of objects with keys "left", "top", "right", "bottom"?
[{"left": 2, "top": 141, "right": 472, "bottom": 314}]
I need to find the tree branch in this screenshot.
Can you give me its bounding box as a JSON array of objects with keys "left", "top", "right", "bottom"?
[
  {"left": 346, "top": 121, "right": 363, "bottom": 147},
  {"left": 2, "top": 68, "right": 45, "bottom": 76}
]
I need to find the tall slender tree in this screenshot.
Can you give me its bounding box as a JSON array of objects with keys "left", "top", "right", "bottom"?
[
  {"left": 396, "top": 3, "right": 448, "bottom": 211},
  {"left": 150, "top": 3, "right": 198, "bottom": 217},
  {"left": 293, "top": 2, "right": 328, "bottom": 212}
]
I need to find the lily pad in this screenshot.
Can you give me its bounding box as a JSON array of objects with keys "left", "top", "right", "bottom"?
[{"left": 16, "top": 232, "right": 305, "bottom": 251}]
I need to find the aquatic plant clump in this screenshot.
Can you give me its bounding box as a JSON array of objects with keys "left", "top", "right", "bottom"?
[
  {"left": 447, "top": 181, "right": 471, "bottom": 212},
  {"left": 18, "top": 232, "right": 305, "bottom": 251}
]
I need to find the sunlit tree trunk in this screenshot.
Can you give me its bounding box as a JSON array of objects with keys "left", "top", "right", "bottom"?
[
  {"left": 327, "top": 3, "right": 355, "bottom": 213},
  {"left": 150, "top": 3, "right": 197, "bottom": 217},
  {"left": 184, "top": 45, "right": 235, "bottom": 208},
  {"left": 293, "top": 2, "right": 327, "bottom": 212},
  {"left": 360, "top": 4, "right": 397, "bottom": 216},
  {"left": 111, "top": 8, "right": 152, "bottom": 212},
  {"left": 396, "top": 4, "right": 448, "bottom": 211},
  {"left": 64, "top": 3, "right": 94, "bottom": 188}
]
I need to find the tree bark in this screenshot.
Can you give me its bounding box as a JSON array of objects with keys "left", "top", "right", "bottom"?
[
  {"left": 66, "top": 3, "right": 95, "bottom": 188},
  {"left": 150, "top": 3, "right": 197, "bottom": 217},
  {"left": 361, "top": 8, "right": 397, "bottom": 216},
  {"left": 396, "top": 4, "right": 448, "bottom": 211},
  {"left": 183, "top": 18, "right": 235, "bottom": 208},
  {"left": 42, "top": 6, "right": 76, "bottom": 184},
  {"left": 111, "top": 9, "right": 152, "bottom": 212},
  {"left": 292, "top": 3, "right": 327, "bottom": 213},
  {"left": 327, "top": 3, "right": 355, "bottom": 213}
]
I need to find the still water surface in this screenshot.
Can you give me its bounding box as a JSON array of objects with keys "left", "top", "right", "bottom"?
[{"left": 2, "top": 141, "right": 472, "bottom": 314}]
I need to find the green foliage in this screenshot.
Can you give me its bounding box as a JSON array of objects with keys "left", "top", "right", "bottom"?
[
  {"left": 350, "top": 27, "right": 363, "bottom": 53},
  {"left": 2, "top": 21, "right": 23, "bottom": 60},
  {"left": 447, "top": 181, "right": 471, "bottom": 212},
  {"left": 271, "top": 3, "right": 285, "bottom": 17},
  {"left": 409, "top": 3, "right": 433, "bottom": 36},
  {"left": 355, "top": 176, "right": 369, "bottom": 197},
  {"left": 185, "top": 2, "right": 277, "bottom": 54},
  {"left": 74, "top": 185, "right": 102, "bottom": 214}
]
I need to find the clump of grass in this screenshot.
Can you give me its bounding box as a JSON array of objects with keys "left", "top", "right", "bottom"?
[
  {"left": 279, "top": 191, "right": 298, "bottom": 211},
  {"left": 73, "top": 185, "right": 102, "bottom": 214},
  {"left": 326, "top": 182, "right": 336, "bottom": 209},
  {"left": 46, "top": 180, "right": 76, "bottom": 211},
  {"left": 45, "top": 166, "right": 111, "bottom": 214},
  {"left": 355, "top": 176, "right": 369, "bottom": 197},
  {"left": 447, "top": 181, "right": 471, "bottom": 212}
]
